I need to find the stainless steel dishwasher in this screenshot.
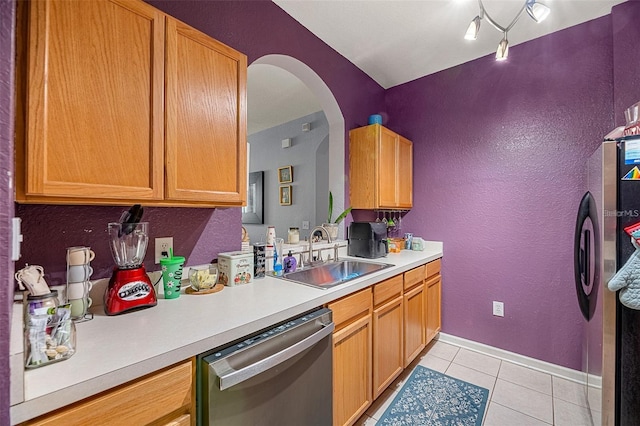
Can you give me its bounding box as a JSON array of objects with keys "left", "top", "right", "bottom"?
[{"left": 198, "top": 308, "right": 334, "bottom": 425}]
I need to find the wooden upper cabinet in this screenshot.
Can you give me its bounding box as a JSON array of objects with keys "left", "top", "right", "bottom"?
[
  {"left": 165, "top": 17, "right": 247, "bottom": 204},
  {"left": 22, "top": 0, "right": 165, "bottom": 201},
  {"left": 17, "top": 0, "right": 247, "bottom": 207},
  {"left": 349, "top": 124, "right": 413, "bottom": 210},
  {"left": 378, "top": 127, "right": 398, "bottom": 208},
  {"left": 397, "top": 135, "right": 413, "bottom": 209}
]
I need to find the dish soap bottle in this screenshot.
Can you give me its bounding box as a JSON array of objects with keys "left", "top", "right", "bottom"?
[
  {"left": 284, "top": 251, "right": 297, "bottom": 273},
  {"left": 273, "top": 238, "right": 284, "bottom": 276}
]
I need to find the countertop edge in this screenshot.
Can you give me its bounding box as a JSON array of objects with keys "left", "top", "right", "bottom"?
[{"left": 10, "top": 247, "right": 442, "bottom": 424}]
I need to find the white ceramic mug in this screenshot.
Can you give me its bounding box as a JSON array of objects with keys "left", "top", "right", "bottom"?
[
  {"left": 67, "top": 281, "right": 92, "bottom": 300},
  {"left": 67, "top": 246, "right": 95, "bottom": 266},
  {"left": 69, "top": 297, "right": 92, "bottom": 319},
  {"left": 67, "top": 265, "right": 93, "bottom": 283}
]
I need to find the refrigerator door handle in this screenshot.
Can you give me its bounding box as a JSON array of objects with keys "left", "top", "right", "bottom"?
[
  {"left": 575, "top": 192, "right": 593, "bottom": 321},
  {"left": 583, "top": 229, "right": 591, "bottom": 287}
]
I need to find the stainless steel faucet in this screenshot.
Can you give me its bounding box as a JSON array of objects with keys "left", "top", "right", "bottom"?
[{"left": 308, "top": 226, "right": 332, "bottom": 266}]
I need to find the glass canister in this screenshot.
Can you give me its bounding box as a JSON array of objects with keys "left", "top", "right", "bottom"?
[
  {"left": 288, "top": 227, "right": 300, "bottom": 244},
  {"left": 24, "top": 294, "right": 76, "bottom": 369}
]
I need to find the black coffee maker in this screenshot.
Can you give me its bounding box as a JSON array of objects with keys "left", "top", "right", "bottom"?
[{"left": 347, "top": 222, "right": 388, "bottom": 258}]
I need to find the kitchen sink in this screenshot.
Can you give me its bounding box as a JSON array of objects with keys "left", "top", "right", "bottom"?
[{"left": 278, "top": 259, "right": 393, "bottom": 289}]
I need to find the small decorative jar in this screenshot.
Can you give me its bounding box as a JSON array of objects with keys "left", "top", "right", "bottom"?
[{"left": 288, "top": 227, "right": 300, "bottom": 244}]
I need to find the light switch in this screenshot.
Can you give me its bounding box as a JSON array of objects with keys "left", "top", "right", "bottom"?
[{"left": 11, "top": 217, "right": 23, "bottom": 261}]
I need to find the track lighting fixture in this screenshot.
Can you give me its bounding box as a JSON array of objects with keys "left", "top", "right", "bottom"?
[{"left": 464, "top": 0, "right": 550, "bottom": 61}]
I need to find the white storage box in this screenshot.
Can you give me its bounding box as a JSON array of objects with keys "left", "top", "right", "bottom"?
[{"left": 218, "top": 251, "right": 254, "bottom": 286}]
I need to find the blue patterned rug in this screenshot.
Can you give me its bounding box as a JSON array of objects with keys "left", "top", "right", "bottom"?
[{"left": 377, "top": 366, "right": 489, "bottom": 425}]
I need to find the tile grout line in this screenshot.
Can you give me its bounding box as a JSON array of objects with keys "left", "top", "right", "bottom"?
[
  {"left": 489, "top": 401, "right": 554, "bottom": 425},
  {"left": 485, "top": 359, "right": 502, "bottom": 425}
]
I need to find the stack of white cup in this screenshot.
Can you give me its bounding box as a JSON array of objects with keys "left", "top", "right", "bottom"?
[{"left": 66, "top": 246, "right": 95, "bottom": 320}]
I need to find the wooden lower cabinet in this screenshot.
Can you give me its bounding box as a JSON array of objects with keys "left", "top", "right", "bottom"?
[
  {"left": 372, "top": 276, "right": 404, "bottom": 399},
  {"left": 24, "top": 359, "right": 195, "bottom": 426},
  {"left": 326, "top": 259, "right": 443, "bottom": 425},
  {"left": 426, "top": 274, "right": 442, "bottom": 343},
  {"left": 403, "top": 266, "right": 426, "bottom": 367},
  {"left": 425, "top": 259, "right": 442, "bottom": 344},
  {"left": 329, "top": 288, "right": 373, "bottom": 426}
]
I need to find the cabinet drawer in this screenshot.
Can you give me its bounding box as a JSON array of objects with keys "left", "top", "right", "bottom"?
[
  {"left": 328, "top": 288, "right": 372, "bottom": 328},
  {"left": 26, "top": 360, "right": 193, "bottom": 425},
  {"left": 373, "top": 275, "right": 403, "bottom": 307},
  {"left": 426, "top": 259, "right": 441, "bottom": 278},
  {"left": 404, "top": 265, "right": 425, "bottom": 290}
]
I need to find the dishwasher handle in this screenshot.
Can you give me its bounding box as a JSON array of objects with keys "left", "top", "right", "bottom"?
[{"left": 217, "top": 320, "right": 334, "bottom": 391}]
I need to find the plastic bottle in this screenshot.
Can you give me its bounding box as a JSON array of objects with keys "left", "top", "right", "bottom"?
[{"left": 284, "top": 251, "right": 297, "bottom": 273}]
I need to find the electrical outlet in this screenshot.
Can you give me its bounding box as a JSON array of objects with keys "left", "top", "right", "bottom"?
[
  {"left": 155, "top": 237, "right": 174, "bottom": 264},
  {"left": 302, "top": 221, "right": 310, "bottom": 230},
  {"left": 493, "top": 301, "right": 504, "bottom": 317}
]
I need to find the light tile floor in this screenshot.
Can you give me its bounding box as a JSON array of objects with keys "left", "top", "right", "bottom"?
[{"left": 355, "top": 339, "right": 599, "bottom": 425}]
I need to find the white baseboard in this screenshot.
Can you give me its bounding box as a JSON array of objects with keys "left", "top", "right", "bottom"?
[{"left": 437, "top": 333, "right": 593, "bottom": 386}]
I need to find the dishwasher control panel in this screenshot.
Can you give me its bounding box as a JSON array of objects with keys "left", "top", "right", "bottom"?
[{"left": 203, "top": 307, "right": 331, "bottom": 361}]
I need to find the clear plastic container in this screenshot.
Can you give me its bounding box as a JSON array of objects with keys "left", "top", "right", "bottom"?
[{"left": 188, "top": 265, "right": 219, "bottom": 291}]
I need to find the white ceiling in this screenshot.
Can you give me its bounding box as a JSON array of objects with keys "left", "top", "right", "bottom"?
[
  {"left": 274, "top": 0, "right": 624, "bottom": 89},
  {"left": 248, "top": 0, "right": 624, "bottom": 133}
]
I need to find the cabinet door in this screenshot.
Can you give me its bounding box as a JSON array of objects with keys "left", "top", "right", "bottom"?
[
  {"left": 378, "top": 126, "right": 398, "bottom": 208},
  {"left": 397, "top": 135, "right": 413, "bottom": 209},
  {"left": 404, "top": 283, "right": 426, "bottom": 367},
  {"left": 165, "top": 17, "right": 247, "bottom": 204},
  {"left": 372, "top": 295, "right": 403, "bottom": 399},
  {"left": 426, "top": 275, "right": 442, "bottom": 343},
  {"left": 25, "top": 360, "right": 193, "bottom": 425},
  {"left": 24, "top": 0, "right": 165, "bottom": 200},
  {"left": 333, "top": 315, "right": 372, "bottom": 426}
]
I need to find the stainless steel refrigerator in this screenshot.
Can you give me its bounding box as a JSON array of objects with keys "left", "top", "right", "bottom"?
[{"left": 575, "top": 134, "right": 640, "bottom": 426}]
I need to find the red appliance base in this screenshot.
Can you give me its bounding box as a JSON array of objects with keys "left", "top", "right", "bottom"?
[{"left": 104, "top": 266, "right": 157, "bottom": 316}]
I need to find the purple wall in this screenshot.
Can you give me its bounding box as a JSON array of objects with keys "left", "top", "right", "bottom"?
[
  {"left": 147, "top": 0, "right": 384, "bottom": 128},
  {"left": 385, "top": 17, "right": 615, "bottom": 369},
  {"left": 0, "top": 0, "right": 15, "bottom": 423},
  {"left": 14, "top": 0, "right": 385, "bottom": 286}
]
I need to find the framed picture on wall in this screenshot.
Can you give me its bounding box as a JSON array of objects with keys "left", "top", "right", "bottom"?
[
  {"left": 279, "top": 185, "right": 292, "bottom": 206},
  {"left": 278, "top": 165, "right": 293, "bottom": 184}
]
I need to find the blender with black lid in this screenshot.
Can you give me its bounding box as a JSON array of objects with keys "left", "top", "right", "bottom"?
[{"left": 104, "top": 205, "right": 157, "bottom": 315}]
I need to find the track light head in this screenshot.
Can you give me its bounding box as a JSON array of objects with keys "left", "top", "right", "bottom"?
[
  {"left": 496, "top": 35, "right": 509, "bottom": 61},
  {"left": 464, "top": 16, "right": 482, "bottom": 40},
  {"left": 526, "top": 0, "right": 550, "bottom": 23}
]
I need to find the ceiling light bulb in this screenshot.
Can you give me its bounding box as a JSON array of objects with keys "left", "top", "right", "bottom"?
[
  {"left": 526, "top": 1, "right": 550, "bottom": 23},
  {"left": 496, "top": 36, "right": 509, "bottom": 61},
  {"left": 464, "top": 16, "right": 481, "bottom": 40}
]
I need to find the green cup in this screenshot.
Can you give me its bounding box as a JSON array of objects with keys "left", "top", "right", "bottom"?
[{"left": 160, "top": 256, "right": 185, "bottom": 299}]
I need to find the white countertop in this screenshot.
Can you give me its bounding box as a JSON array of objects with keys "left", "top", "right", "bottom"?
[{"left": 10, "top": 242, "right": 442, "bottom": 424}]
